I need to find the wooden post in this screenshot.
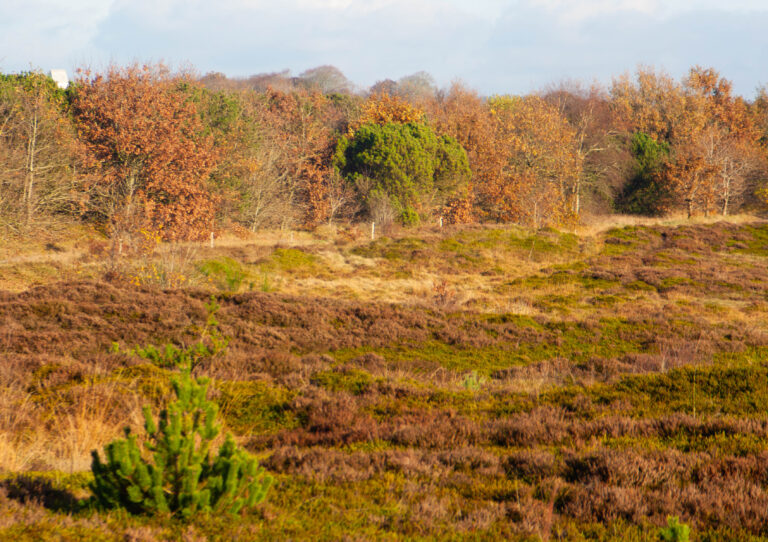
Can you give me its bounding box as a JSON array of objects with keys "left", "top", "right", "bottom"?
[
  {"left": 210, "top": 231, "right": 214, "bottom": 248},
  {"left": 118, "top": 239, "right": 123, "bottom": 256},
  {"left": 371, "top": 222, "right": 375, "bottom": 241}
]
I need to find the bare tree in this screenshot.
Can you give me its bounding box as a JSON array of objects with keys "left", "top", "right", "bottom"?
[
  {"left": 0, "top": 72, "right": 81, "bottom": 234},
  {"left": 369, "top": 79, "right": 398, "bottom": 96},
  {"left": 540, "top": 80, "right": 615, "bottom": 215},
  {"left": 396, "top": 71, "right": 437, "bottom": 103},
  {"left": 297, "top": 65, "right": 353, "bottom": 94},
  {"left": 239, "top": 146, "right": 298, "bottom": 230},
  {"left": 325, "top": 169, "right": 357, "bottom": 225}
]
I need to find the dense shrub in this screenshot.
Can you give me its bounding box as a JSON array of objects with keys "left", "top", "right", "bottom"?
[
  {"left": 90, "top": 366, "right": 272, "bottom": 518},
  {"left": 91, "top": 301, "right": 270, "bottom": 519},
  {"left": 333, "top": 122, "right": 470, "bottom": 224}
]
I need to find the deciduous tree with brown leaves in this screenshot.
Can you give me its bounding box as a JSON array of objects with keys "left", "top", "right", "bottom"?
[
  {"left": 425, "top": 83, "right": 503, "bottom": 223},
  {"left": 249, "top": 88, "right": 347, "bottom": 227},
  {"left": 681, "top": 67, "right": 764, "bottom": 216},
  {"left": 354, "top": 93, "right": 424, "bottom": 131},
  {"left": 611, "top": 66, "right": 765, "bottom": 216},
  {"left": 70, "top": 64, "right": 218, "bottom": 241},
  {"left": 488, "top": 95, "right": 582, "bottom": 226}
]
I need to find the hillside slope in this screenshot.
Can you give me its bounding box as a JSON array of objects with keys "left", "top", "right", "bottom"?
[{"left": 3, "top": 221, "right": 768, "bottom": 540}]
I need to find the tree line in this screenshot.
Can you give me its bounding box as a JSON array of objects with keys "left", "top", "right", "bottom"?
[{"left": 1, "top": 63, "right": 767, "bottom": 242}]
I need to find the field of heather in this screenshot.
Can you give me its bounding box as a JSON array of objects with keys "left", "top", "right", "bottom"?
[{"left": 3, "top": 219, "right": 768, "bottom": 540}]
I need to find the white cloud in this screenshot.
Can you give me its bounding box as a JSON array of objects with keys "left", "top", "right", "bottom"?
[
  {"left": 295, "top": 0, "right": 380, "bottom": 9},
  {"left": 521, "top": 0, "right": 768, "bottom": 18},
  {"left": 0, "top": 1, "right": 114, "bottom": 70},
  {"left": 482, "top": 1, "right": 768, "bottom": 96},
  {"left": 525, "top": 0, "right": 659, "bottom": 22},
  {"left": 83, "top": 0, "right": 487, "bottom": 84}
]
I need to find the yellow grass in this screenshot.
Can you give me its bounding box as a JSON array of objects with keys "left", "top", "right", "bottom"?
[
  {"left": 0, "top": 213, "right": 765, "bottom": 304},
  {"left": 574, "top": 212, "right": 764, "bottom": 236},
  {"left": 0, "top": 383, "right": 143, "bottom": 474}
]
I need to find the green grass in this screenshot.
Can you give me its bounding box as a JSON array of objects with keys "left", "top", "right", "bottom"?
[
  {"left": 216, "top": 381, "right": 298, "bottom": 435},
  {"left": 608, "top": 364, "right": 768, "bottom": 416},
  {"left": 311, "top": 368, "right": 375, "bottom": 395},
  {"left": 198, "top": 257, "right": 249, "bottom": 291},
  {"left": 351, "top": 228, "right": 583, "bottom": 274},
  {"left": 270, "top": 248, "right": 317, "bottom": 270},
  {"left": 729, "top": 225, "right": 768, "bottom": 256}
]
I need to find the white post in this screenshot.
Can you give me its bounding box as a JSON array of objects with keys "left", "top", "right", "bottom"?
[
  {"left": 371, "top": 222, "right": 375, "bottom": 240},
  {"left": 210, "top": 231, "right": 214, "bottom": 249},
  {"left": 118, "top": 239, "right": 123, "bottom": 256},
  {"left": 439, "top": 216, "right": 443, "bottom": 229}
]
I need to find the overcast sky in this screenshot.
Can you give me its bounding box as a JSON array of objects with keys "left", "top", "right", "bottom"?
[{"left": 1, "top": 0, "right": 767, "bottom": 96}]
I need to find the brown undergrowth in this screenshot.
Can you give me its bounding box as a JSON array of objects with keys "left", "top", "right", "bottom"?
[{"left": 3, "top": 221, "right": 768, "bottom": 539}]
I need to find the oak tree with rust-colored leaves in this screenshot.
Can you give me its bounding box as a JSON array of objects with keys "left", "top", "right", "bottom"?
[
  {"left": 487, "top": 95, "right": 582, "bottom": 227},
  {"left": 70, "top": 64, "right": 219, "bottom": 241},
  {"left": 353, "top": 93, "right": 424, "bottom": 132},
  {"left": 425, "top": 83, "right": 503, "bottom": 224}
]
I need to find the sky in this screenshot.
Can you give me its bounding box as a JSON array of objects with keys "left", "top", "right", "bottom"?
[{"left": 1, "top": 0, "right": 767, "bottom": 97}]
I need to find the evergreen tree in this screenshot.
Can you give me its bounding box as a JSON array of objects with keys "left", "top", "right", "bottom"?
[
  {"left": 91, "top": 305, "right": 271, "bottom": 519},
  {"left": 617, "top": 132, "right": 672, "bottom": 215},
  {"left": 334, "top": 122, "right": 470, "bottom": 225}
]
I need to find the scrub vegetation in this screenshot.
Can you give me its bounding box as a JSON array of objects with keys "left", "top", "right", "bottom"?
[{"left": 3, "top": 218, "right": 768, "bottom": 540}]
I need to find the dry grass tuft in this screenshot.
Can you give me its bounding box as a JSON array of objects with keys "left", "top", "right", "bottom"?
[{"left": 0, "top": 381, "right": 143, "bottom": 473}]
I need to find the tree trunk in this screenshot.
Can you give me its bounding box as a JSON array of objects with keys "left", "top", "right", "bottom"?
[
  {"left": 125, "top": 169, "right": 138, "bottom": 223},
  {"left": 574, "top": 181, "right": 581, "bottom": 216},
  {"left": 721, "top": 162, "right": 732, "bottom": 216},
  {"left": 23, "top": 105, "right": 39, "bottom": 231}
]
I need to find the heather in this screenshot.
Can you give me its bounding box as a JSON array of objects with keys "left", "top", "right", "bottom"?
[{"left": 2, "top": 219, "right": 768, "bottom": 539}]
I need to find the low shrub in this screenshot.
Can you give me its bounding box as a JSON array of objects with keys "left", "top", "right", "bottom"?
[
  {"left": 90, "top": 367, "right": 272, "bottom": 518},
  {"left": 91, "top": 298, "right": 270, "bottom": 519}
]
